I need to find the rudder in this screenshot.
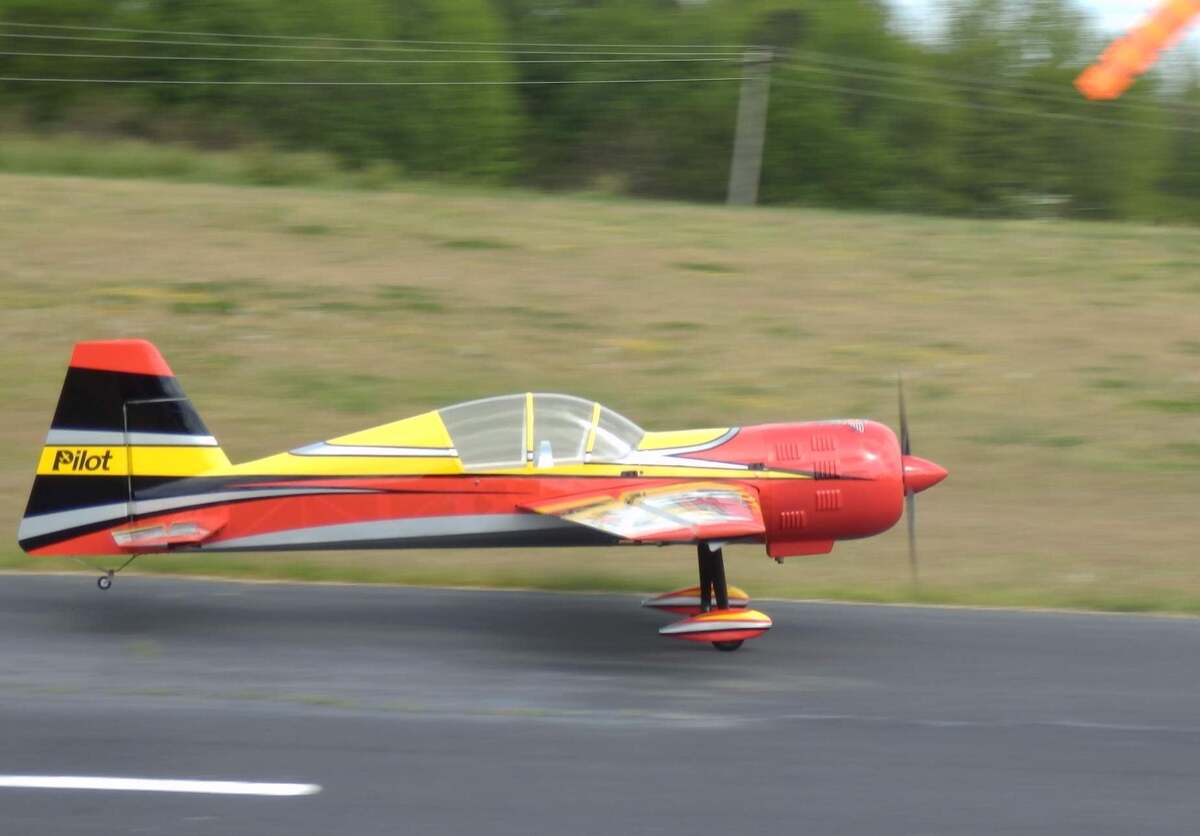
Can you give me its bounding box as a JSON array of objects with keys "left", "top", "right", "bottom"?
[{"left": 18, "top": 340, "right": 230, "bottom": 555}]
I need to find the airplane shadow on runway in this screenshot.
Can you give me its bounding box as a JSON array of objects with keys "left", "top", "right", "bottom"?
[{"left": 41, "top": 576, "right": 809, "bottom": 669}]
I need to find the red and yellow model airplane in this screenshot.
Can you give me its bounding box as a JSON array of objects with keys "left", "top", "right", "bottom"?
[{"left": 18, "top": 340, "right": 946, "bottom": 651}]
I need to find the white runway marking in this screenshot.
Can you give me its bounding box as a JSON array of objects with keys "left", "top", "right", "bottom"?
[{"left": 0, "top": 775, "right": 321, "bottom": 796}]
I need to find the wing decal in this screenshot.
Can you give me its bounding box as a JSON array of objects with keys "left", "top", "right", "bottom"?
[
  {"left": 111, "top": 507, "right": 229, "bottom": 550},
  {"left": 521, "top": 481, "right": 764, "bottom": 543}
]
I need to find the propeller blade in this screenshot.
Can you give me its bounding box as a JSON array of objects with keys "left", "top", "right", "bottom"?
[
  {"left": 900, "top": 373, "right": 917, "bottom": 585},
  {"left": 906, "top": 487, "right": 918, "bottom": 586},
  {"left": 898, "top": 375, "right": 911, "bottom": 457}
]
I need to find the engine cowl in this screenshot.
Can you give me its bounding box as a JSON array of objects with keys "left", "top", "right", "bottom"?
[{"left": 750, "top": 420, "right": 906, "bottom": 559}]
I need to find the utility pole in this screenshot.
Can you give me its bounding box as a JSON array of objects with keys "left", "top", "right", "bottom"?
[{"left": 726, "top": 48, "right": 773, "bottom": 206}]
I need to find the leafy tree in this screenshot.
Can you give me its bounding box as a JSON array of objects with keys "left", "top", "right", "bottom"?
[{"left": 0, "top": 0, "right": 1195, "bottom": 219}]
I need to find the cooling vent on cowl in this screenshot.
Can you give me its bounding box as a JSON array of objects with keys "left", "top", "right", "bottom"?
[
  {"left": 811, "top": 435, "right": 837, "bottom": 452},
  {"left": 774, "top": 441, "right": 803, "bottom": 461},
  {"left": 812, "top": 459, "right": 839, "bottom": 479},
  {"left": 778, "top": 509, "right": 807, "bottom": 532},
  {"left": 814, "top": 489, "right": 843, "bottom": 511}
]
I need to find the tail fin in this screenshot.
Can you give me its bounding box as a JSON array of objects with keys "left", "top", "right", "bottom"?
[{"left": 18, "top": 340, "right": 230, "bottom": 555}]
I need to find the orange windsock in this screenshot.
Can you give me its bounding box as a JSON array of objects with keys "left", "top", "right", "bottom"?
[{"left": 1075, "top": 0, "right": 1200, "bottom": 99}]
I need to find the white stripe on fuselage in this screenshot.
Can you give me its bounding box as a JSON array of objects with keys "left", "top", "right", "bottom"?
[
  {"left": 205, "top": 513, "right": 581, "bottom": 551},
  {"left": 45, "top": 429, "right": 219, "bottom": 447},
  {"left": 291, "top": 442, "right": 458, "bottom": 458},
  {"left": 17, "top": 488, "right": 373, "bottom": 541}
]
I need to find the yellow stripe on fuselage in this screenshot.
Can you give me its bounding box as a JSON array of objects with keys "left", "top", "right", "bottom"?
[
  {"left": 327, "top": 410, "right": 454, "bottom": 449},
  {"left": 37, "top": 446, "right": 230, "bottom": 477},
  {"left": 214, "top": 452, "right": 466, "bottom": 477},
  {"left": 638, "top": 428, "right": 730, "bottom": 451}
]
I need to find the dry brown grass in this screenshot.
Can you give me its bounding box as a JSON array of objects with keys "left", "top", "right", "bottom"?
[{"left": 2, "top": 173, "right": 1198, "bottom": 611}]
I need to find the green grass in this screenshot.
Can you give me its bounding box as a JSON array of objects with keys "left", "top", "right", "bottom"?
[
  {"left": 375, "top": 285, "right": 446, "bottom": 313},
  {"left": 441, "top": 237, "right": 516, "bottom": 251},
  {"left": 0, "top": 134, "right": 420, "bottom": 192},
  {"left": 1, "top": 169, "right": 1199, "bottom": 615},
  {"left": 269, "top": 371, "right": 394, "bottom": 415},
  {"left": 966, "top": 424, "right": 1087, "bottom": 450},
  {"left": 1089, "top": 377, "right": 1138, "bottom": 390},
  {"left": 286, "top": 223, "right": 337, "bottom": 237},
  {"left": 762, "top": 322, "right": 809, "bottom": 338},
  {"left": 172, "top": 299, "right": 239, "bottom": 315},
  {"left": 673, "top": 261, "right": 738, "bottom": 274},
  {"left": 487, "top": 305, "right": 591, "bottom": 332},
  {"left": 1137, "top": 399, "right": 1200, "bottom": 414}
]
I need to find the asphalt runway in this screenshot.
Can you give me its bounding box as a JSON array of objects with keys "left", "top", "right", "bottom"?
[{"left": 1, "top": 574, "right": 1198, "bottom": 835}]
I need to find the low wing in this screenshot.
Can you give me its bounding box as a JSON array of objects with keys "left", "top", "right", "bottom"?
[{"left": 521, "top": 481, "right": 763, "bottom": 543}]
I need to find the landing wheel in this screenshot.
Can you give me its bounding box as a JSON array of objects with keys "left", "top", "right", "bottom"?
[
  {"left": 657, "top": 545, "right": 770, "bottom": 650},
  {"left": 93, "top": 558, "right": 134, "bottom": 592}
]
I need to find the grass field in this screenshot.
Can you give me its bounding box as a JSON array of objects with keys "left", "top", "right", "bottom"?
[{"left": 2, "top": 170, "right": 1198, "bottom": 612}]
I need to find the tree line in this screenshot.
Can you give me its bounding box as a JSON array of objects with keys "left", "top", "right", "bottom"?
[{"left": 1, "top": 0, "right": 1197, "bottom": 220}]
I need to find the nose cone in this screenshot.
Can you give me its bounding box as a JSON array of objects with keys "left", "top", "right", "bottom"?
[{"left": 902, "top": 455, "right": 947, "bottom": 494}]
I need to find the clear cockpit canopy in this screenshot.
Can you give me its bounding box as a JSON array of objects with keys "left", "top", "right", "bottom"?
[{"left": 438, "top": 393, "right": 644, "bottom": 470}]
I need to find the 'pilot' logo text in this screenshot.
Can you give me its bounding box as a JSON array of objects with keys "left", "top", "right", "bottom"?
[{"left": 52, "top": 449, "right": 114, "bottom": 472}]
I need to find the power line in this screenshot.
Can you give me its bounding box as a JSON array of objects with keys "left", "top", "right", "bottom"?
[
  {"left": 0, "top": 48, "right": 742, "bottom": 65},
  {"left": 5, "top": 23, "right": 1191, "bottom": 112},
  {"left": 772, "top": 75, "right": 1200, "bottom": 133},
  {"left": 4, "top": 18, "right": 1194, "bottom": 121},
  {"left": 781, "top": 59, "right": 1200, "bottom": 118},
  {"left": 0, "top": 29, "right": 744, "bottom": 57},
  {"left": 7, "top": 19, "right": 1181, "bottom": 99},
  {"left": 0, "top": 74, "right": 747, "bottom": 86},
  {"left": 784, "top": 48, "right": 1200, "bottom": 112},
  {"left": 0, "top": 20, "right": 757, "bottom": 51}
]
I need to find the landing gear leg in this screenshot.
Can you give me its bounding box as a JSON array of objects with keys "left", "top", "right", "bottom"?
[
  {"left": 698, "top": 543, "right": 743, "bottom": 651},
  {"left": 697, "top": 543, "right": 730, "bottom": 611},
  {"left": 697, "top": 544, "right": 714, "bottom": 613},
  {"left": 709, "top": 545, "right": 729, "bottom": 612}
]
